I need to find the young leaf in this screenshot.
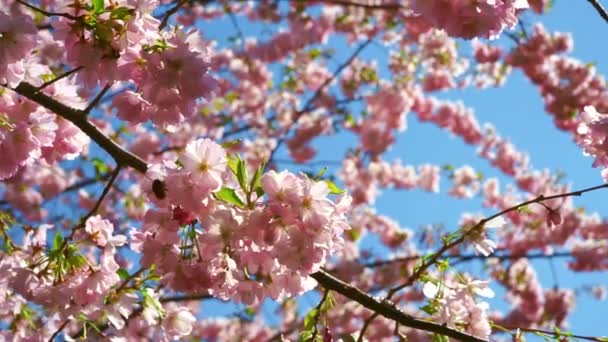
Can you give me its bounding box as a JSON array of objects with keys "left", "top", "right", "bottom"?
[
  {"left": 314, "top": 167, "right": 328, "bottom": 180},
  {"left": 323, "top": 180, "right": 345, "bottom": 194},
  {"left": 215, "top": 187, "right": 245, "bottom": 208},
  {"left": 116, "top": 268, "right": 130, "bottom": 280},
  {"left": 227, "top": 153, "right": 240, "bottom": 177},
  {"left": 249, "top": 161, "right": 266, "bottom": 200},
  {"left": 236, "top": 157, "right": 249, "bottom": 193},
  {"left": 91, "top": 0, "right": 104, "bottom": 13},
  {"left": 52, "top": 233, "right": 63, "bottom": 251},
  {"left": 303, "top": 308, "right": 319, "bottom": 330},
  {"left": 92, "top": 157, "right": 109, "bottom": 177}
]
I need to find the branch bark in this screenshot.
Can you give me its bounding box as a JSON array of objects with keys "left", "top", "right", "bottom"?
[
  {"left": 310, "top": 270, "right": 487, "bottom": 342},
  {"left": 12, "top": 82, "right": 148, "bottom": 174}
]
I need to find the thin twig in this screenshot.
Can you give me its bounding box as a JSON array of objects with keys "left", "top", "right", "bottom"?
[
  {"left": 226, "top": 7, "right": 246, "bottom": 49},
  {"left": 321, "top": 0, "right": 404, "bottom": 10},
  {"left": 360, "top": 251, "right": 574, "bottom": 269},
  {"left": 265, "top": 38, "right": 373, "bottom": 171},
  {"left": 497, "top": 323, "right": 606, "bottom": 342},
  {"left": 159, "top": 0, "right": 190, "bottom": 30},
  {"left": 81, "top": 166, "right": 122, "bottom": 222},
  {"left": 37, "top": 66, "right": 84, "bottom": 92},
  {"left": 16, "top": 0, "right": 79, "bottom": 20},
  {"left": 84, "top": 82, "right": 113, "bottom": 114},
  {"left": 310, "top": 289, "right": 330, "bottom": 341},
  {"left": 48, "top": 319, "right": 70, "bottom": 342}
]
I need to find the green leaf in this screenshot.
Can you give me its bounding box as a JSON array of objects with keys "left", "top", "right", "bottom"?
[
  {"left": 303, "top": 308, "right": 318, "bottom": 330},
  {"left": 110, "top": 6, "right": 134, "bottom": 19},
  {"left": 320, "top": 292, "right": 335, "bottom": 313},
  {"left": 432, "top": 333, "right": 449, "bottom": 342},
  {"left": 91, "top": 0, "right": 104, "bottom": 13},
  {"left": 249, "top": 162, "right": 266, "bottom": 199},
  {"left": 227, "top": 154, "right": 240, "bottom": 177},
  {"left": 517, "top": 205, "right": 533, "bottom": 214},
  {"left": 215, "top": 187, "right": 245, "bottom": 208},
  {"left": 314, "top": 167, "right": 327, "bottom": 180},
  {"left": 116, "top": 268, "right": 130, "bottom": 280},
  {"left": 420, "top": 299, "right": 440, "bottom": 315},
  {"left": 308, "top": 48, "right": 321, "bottom": 59},
  {"left": 91, "top": 157, "right": 109, "bottom": 177},
  {"left": 346, "top": 228, "right": 360, "bottom": 242},
  {"left": 344, "top": 114, "right": 356, "bottom": 127},
  {"left": 299, "top": 330, "right": 314, "bottom": 342},
  {"left": 221, "top": 139, "right": 241, "bottom": 149},
  {"left": 436, "top": 259, "right": 450, "bottom": 273},
  {"left": 52, "top": 233, "right": 63, "bottom": 251},
  {"left": 323, "top": 180, "right": 345, "bottom": 195},
  {"left": 360, "top": 67, "right": 377, "bottom": 82},
  {"left": 236, "top": 158, "right": 248, "bottom": 193}
]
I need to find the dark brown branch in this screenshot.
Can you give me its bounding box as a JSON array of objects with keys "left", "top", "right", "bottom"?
[
  {"left": 310, "top": 270, "right": 487, "bottom": 342},
  {"left": 160, "top": 293, "right": 213, "bottom": 303},
  {"left": 586, "top": 0, "right": 608, "bottom": 24},
  {"left": 11, "top": 83, "right": 148, "bottom": 174}
]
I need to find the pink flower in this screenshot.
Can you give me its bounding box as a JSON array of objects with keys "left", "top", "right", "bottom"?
[
  {"left": 0, "top": 12, "right": 37, "bottom": 85},
  {"left": 411, "top": 0, "right": 529, "bottom": 39},
  {"left": 262, "top": 170, "right": 301, "bottom": 205},
  {"left": 464, "top": 215, "right": 506, "bottom": 256},
  {"left": 417, "top": 164, "right": 440, "bottom": 193},
  {"left": 180, "top": 138, "right": 227, "bottom": 193},
  {"left": 85, "top": 215, "right": 127, "bottom": 248},
  {"left": 112, "top": 91, "right": 151, "bottom": 124},
  {"left": 163, "top": 308, "right": 196, "bottom": 337}
]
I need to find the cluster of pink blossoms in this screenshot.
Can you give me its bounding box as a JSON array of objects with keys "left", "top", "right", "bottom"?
[
  {"left": 0, "top": 91, "right": 89, "bottom": 181},
  {"left": 0, "top": 12, "right": 38, "bottom": 86},
  {"left": 136, "top": 138, "right": 351, "bottom": 304},
  {"left": 411, "top": 0, "right": 529, "bottom": 39},
  {"left": 423, "top": 275, "right": 495, "bottom": 339}
]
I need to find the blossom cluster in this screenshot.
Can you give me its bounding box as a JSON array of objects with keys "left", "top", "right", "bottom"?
[{"left": 136, "top": 138, "right": 351, "bottom": 304}]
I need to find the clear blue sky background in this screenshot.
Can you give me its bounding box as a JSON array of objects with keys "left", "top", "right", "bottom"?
[{"left": 177, "top": 1, "right": 608, "bottom": 338}]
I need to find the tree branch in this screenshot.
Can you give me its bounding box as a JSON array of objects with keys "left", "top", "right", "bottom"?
[
  {"left": 37, "top": 66, "right": 84, "bottom": 92},
  {"left": 360, "top": 251, "right": 574, "bottom": 269},
  {"left": 310, "top": 270, "right": 487, "bottom": 342},
  {"left": 84, "top": 82, "right": 113, "bottom": 114},
  {"left": 11, "top": 83, "right": 148, "bottom": 174},
  {"left": 586, "top": 0, "right": 608, "bottom": 24},
  {"left": 16, "top": 0, "right": 79, "bottom": 20},
  {"left": 159, "top": 0, "right": 191, "bottom": 30},
  {"left": 321, "top": 0, "right": 404, "bottom": 10},
  {"left": 497, "top": 323, "right": 607, "bottom": 342}
]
